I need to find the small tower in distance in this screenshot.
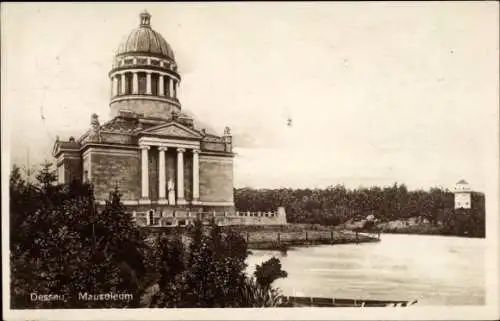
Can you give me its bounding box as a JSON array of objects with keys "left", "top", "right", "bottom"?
[{"left": 453, "top": 179, "right": 472, "bottom": 209}]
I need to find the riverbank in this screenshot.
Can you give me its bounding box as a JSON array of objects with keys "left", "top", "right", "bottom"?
[
  {"left": 222, "top": 224, "right": 379, "bottom": 250},
  {"left": 142, "top": 224, "right": 380, "bottom": 250},
  {"left": 342, "top": 217, "right": 485, "bottom": 239},
  {"left": 241, "top": 229, "right": 379, "bottom": 250}
]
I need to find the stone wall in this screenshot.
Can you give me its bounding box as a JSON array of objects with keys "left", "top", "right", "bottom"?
[
  {"left": 58, "top": 152, "right": 82, "bottom": 184},
  {"left": 100, "top": 132, "right": 136, "bottom": 145},
  {"left": 199, "top": 155, "right": 234, "bottom": 203},
  {"left": 65, "top": 157, "right": 82, "bottom": 183},
  {"left": 82, "top": 155, "right": 90, "bottom": 180},
  {"left": 89, "top": 149, "right": 140, "bottom": 201},
  {"left": 201, "top": 142, "right": 225, "bottom": 152},
  {"left": 110, "top": 99, "right": 179, "bottom": 119},
  {"left": 133, "top": 206, "right": 287, "bottom": 227}
]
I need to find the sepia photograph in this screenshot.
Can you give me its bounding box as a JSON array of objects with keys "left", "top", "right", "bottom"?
[{"left": 1, "top": 2, "right": 499, "bottom": 320}]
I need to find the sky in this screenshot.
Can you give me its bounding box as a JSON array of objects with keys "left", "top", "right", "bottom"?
[{"left": 2, "top": 2, "right": 499, "bottom": 194}]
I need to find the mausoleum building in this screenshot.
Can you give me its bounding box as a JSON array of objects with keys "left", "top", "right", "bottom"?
[{"left": 52, "top": 11, "right": 236, "bottom": 216}]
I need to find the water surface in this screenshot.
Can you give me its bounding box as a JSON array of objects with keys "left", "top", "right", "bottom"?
[{"left": 246, "top": 233, "right": 485, "bottom": 305}]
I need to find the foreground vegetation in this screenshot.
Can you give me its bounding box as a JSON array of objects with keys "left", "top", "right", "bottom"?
[
  {"left": 10, "top": 163, "right": 287, "bottom": 309},
  {"left": 234, "top": 185, "right": 486, "bottom": 238}
]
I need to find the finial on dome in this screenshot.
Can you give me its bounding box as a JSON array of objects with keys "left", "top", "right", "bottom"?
[{"left": 140, "top": 10, "right": 151, "bottom": 27}]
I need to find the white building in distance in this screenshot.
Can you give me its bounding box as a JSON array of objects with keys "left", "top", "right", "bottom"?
[{"left": 453, "top": 179, "right": 472, "bottom": 209}]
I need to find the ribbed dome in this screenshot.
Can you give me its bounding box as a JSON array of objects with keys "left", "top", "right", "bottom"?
[{"left": 116, "top": 11, "right": 175, "bottom": 60}]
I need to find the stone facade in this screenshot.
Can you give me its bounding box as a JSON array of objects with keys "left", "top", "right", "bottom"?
[
  {"left": 52, "top": 11, "right": 239, "bottom": 220},
  {"left": 110, "top": 98, "right": 180, "bottom": 120}
]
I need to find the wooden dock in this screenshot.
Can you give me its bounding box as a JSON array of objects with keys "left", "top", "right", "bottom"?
[{"left": 279, "top": 296, "right": 418, "bottom": 307}]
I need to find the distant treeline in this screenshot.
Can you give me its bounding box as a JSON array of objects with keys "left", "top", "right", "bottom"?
[{"left": 234, "top": 184, "right": 485, "bottom": 237}]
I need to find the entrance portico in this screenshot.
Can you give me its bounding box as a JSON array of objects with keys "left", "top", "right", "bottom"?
[{"left": 138, "top": 136, "right": 200, "bottom": 206}]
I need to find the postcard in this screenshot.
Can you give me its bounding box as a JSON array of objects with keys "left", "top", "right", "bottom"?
[{"left": 2, "top": 2, "right": 499, "bottom": 320}]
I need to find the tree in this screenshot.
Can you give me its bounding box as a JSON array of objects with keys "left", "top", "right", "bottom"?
[
  {"left": 35, "top": 160, "right": 58, "bottom": 191},
  {"left": 233, "top": 184, "right": 485, "bottom": 237},
  {"left": 148, "top": 219, "right": 286, "bottom": 308},
  {"left": 254, "top": 257, "right": 287, "bottom": 290},
  {"left": 10, "top": 164, "right": 150, "bottom": 308},
  {"left": 11, "top": 162, "right": 290, "bottom": 309}
]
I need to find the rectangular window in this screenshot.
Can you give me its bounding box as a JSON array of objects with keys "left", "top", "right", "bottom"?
[
  {"left": 151, "top": 73, "right": 158, "bottom": 96},
  {"left": 138, "top": 72, "right": 147, "bottom": 95},
  {"left": 125, "top": 73, "right": 133, "bottom": 94},
  {"left": 58, "top": 165, "right": 65, "bottom": 184},
  {"left": 117, "top": 77, "right": 122, "bottom": 95},
  {"left": 164, "top": 77, "right": 170, "bottom": 96}
]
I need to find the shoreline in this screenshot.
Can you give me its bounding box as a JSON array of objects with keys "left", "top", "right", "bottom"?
[
  {"left": 241, "top": 229, "right": 380, "bottom": 250},
  {"left": 143, "top": 224, "right": 381, "bottom": 250},
  {"left": 370, "top": 229, "right": 486, "bottom": 239},
  {"left": 247, "top": 236, "right": 379, "bottom": 250}
]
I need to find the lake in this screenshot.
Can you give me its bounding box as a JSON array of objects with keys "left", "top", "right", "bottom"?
[{"left": 246, "top": 233, "right": 485, "bottom": 305}]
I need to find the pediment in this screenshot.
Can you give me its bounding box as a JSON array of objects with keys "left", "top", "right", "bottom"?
[{"left": 140, "top": 122, "right": 202, "bottom": 139}]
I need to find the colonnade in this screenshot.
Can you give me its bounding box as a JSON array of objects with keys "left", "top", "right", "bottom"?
[
  {"left": 111, "top": 71, "right": 178, "bottom": 99},
  {"left": 139, "top": 144, "right": 199, "bottom": 205}
]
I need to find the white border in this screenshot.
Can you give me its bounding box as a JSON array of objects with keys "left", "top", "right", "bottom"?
[{"left": 2, "top": 2, "right": 499, "bottom": 321}]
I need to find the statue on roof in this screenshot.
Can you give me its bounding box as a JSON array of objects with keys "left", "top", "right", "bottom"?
[
  {"left": 171, "top": 110, "right": 180, "bottom": 121},
  {"left": 224, "top": 126, "right": 231, "bottom": 136},
  {"left": 88, "top": 113, "right": 102, "bottom": 143}
]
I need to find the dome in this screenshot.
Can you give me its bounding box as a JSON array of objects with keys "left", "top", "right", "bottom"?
[{"left": 116, "top": 11, "right": 175, "bottom": 61}]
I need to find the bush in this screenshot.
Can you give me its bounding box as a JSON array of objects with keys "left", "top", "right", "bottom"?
[
  {"left": 10, "top": 163, "right": 288, "bottom": 309},
  {"left": 10, "top": 164, "right": 151, "bottom": 308},
  {"left": 149, "top": 220, "right": 287, "bottom": 308}
]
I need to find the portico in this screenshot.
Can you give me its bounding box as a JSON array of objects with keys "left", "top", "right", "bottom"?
[{"left": 138, "top": 136, "right": 200, "bottom": 206}]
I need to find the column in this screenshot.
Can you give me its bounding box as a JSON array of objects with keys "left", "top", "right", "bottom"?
[
  {"left": 133, "top": 72, "right": 138, "bottom": 94},
  {"left": 176, "top": 148, "right": 186, "bottom": 204},
  {"left": 146, "top": 72, "right": 152, "bottom": 95},
  {"left": 140, "top": 145, "right": 150, "bottom": 203},
  {"left": 112, "top": 76, "right": 118, "bottom": 97},
  {"left": 110, "top": 76, "right": 114, "bottom": 97},
  {"left": 169, "top": 78, "right": 174, "bottom": 98},
  {"left": 158, "top": 75, "right": 164, "bottom": 96},
  {"left": 158, "top": 146, "right": 167, "bottom": 204},
  {"left": 192, "top": 149, "right": 200, "bottom": 203},
  {"left": 121, "top": 73, "right": 126, "bottom": 95},
  {"left": 172, "top": 79, "right": 177, "bottom": 98}
]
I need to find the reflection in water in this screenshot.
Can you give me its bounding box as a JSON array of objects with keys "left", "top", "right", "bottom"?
[{"left": 246, "top": 233, "right": 485, "bottom": 306}]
